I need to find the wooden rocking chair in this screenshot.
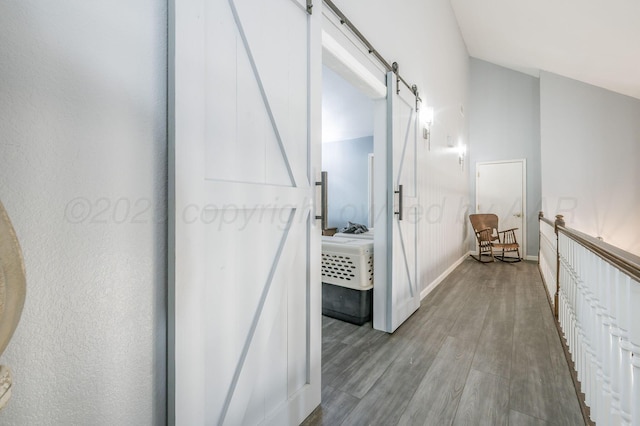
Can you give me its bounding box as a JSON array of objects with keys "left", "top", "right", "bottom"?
[{"left": 469, "top": 213, "right": 521, "bottom": 263}]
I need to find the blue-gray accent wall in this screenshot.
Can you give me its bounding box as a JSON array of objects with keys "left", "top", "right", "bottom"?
[
  {"left": 322, "top": 136, "right": 373, "bottom": 229},
  {"left": 469, "top": 58, "right": 542, "bottom": 257}
]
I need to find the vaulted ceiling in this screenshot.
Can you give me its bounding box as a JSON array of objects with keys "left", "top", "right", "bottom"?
[{"left": 449, "top": 0, "right": 640, "bottom": 99}]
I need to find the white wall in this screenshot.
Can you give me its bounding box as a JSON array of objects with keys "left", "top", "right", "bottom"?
[
  {"left": 0, "top": 1, "right": 166, "bottom": 424},
  {"left": 469, "top": 58, "right": 542, "bottom": 256},
  {"left": 331, "top": 0, "right": 470, "bottom": 292},
  {"left": 540, "top": 71, "right": 640, "bottom": 256}
]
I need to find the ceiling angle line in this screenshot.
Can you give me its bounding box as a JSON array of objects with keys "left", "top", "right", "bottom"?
[{"left": 323, "top": 0, "right": 420, "bottom": 98}]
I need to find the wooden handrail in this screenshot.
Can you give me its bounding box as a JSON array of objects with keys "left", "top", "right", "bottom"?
[
  {"left": 538, "top": 212, "right": 555, "bottom": 227},
  {"left": 539, "top": 216, "right": 555, "bottom": 227},
  {"left": 540, "top": 210, "right": 639, "bottom": 281},
  {"left": 557, "top": 225, "right": 640, "bottom": 282}
]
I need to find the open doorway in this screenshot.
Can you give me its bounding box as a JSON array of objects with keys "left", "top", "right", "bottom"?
[
  {"left": 322, "top": 65, "right": 375, "bottom": 231},
  {"left": 320, "top": 64, "right": 376, "bottom": 327},
  {"left": 320, "top": 9, "right": 420, "bottom": 334}
]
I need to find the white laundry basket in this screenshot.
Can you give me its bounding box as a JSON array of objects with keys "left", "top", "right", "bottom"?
[
  {"left": 321, "top": 237, "right": 374, "bottom": 325},
  {"left": 321, "top": 237, "right": 373, "bottom": 290}
]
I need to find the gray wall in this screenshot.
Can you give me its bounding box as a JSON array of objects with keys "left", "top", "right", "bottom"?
[
  {"left": 323, "top": 137, "right": 373, "bottom": 229},
  {"left": 469, "top": 58, "right": 542, "bottom": 257},
  {"left": 0, "top": 1, "right": 166, "bottom": 424},
  {"left": 540, "top": 71, "right": 640, "bottom": 255}
]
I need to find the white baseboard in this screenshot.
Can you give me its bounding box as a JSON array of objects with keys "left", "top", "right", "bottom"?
[
  {"left": 420, "top": 251, "right": 472, "bottom": 301},
  {"left": 526, "top": 255, "right": 538, "bottom": 262}
]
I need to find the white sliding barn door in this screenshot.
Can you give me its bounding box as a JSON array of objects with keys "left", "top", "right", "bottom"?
[
  {"left": 373, "top": 72, "right": 420, "bottom": 333},
  {"left": 170, "top": 0, "right": 321, "bottom": 424}
]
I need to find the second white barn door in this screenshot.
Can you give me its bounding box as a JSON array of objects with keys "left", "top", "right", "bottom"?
[
  {"left": 476, "top": 160, "right": 526, "bottom": 257},
  {"left": 374, "top": 72, "right": 420, "bottom": 333}
]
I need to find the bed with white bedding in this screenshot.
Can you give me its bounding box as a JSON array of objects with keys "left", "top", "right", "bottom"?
[{"left": 332, "top": 228, "right": 374, "bottom": 240}]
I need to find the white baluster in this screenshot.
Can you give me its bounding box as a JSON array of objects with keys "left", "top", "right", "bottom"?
[
  {"left": 618, "top": 271, "right": 632, "bottom": 425},
  {"left": 563, "top": 235, "right": 572, "bottom": 344},
  {"left": 609, "top": 267, "right": 623, "bottom": 424},
  {"left": 579, "top": 248, "right": 590, "bottom": 411},
  {"left": 561, "top": 262, "right": 568, "bottom": 339},
  {"left": 584, "top": 250, "right": 597, "bottom": 418},
  {"left": 598, "top": 260, "right": 614, "bottom": 425},
  {"left": 627, "top": 275, "right": 640, "bottom": 426},
  {"left": 560, "top": 259, "right": 568, "bottom": 340},
  {"left": 574, "top": 244, "right": 583, "bottom": 383},
  {"left": 568, "top": 251, "right": 576, "bottom": 358},
  {"left": 596, "top": 259, "right": 611, "bottom": 424},
  {"left": 577, "top": 246, "right": 588, "bottom": 410},
  {"left": 593, "top": 258, "right": 602, "bottom": 423},
  {"left": 585, "top": 250, "right": 597, "bottom": 420},
  {"left": 559, "top": 236, "right": 569, "bottom": 345},
  {"left": 631, "top": 350, "right": 640, "bottom": 426},
  {"left": 569, "top": 253, "right": 582, "bottom": 372},
  {"left": 587, "top": 253, "right": 601, "bottom": 423}
]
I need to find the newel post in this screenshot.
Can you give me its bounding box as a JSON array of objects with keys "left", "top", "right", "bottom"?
[
  {"left": 538, "top": 212, "right": 544, "bottom": 265},
  {"left": 553, "top": 215, "right": 565, "bottom": 318}
]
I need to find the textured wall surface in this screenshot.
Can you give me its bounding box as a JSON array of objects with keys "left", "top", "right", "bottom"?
[
  {"left": 332, "top": 0, "right": 470, "bottom": 293},
  {"left": 468, "top": 59, "right": 542, "bottom": 257},
  {"left": 0, "top": 1, "right": 167, "bottom": 424},
  {"left": 540, "top": 72, "right": 640, "bottom": 256}
]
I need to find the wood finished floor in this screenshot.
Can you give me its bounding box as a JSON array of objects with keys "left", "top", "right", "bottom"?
[{"left": 302, "top": 259, "right": 585, "bottom": 426}]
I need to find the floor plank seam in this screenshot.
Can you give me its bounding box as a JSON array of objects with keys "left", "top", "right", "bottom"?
[
  {"left": 449, "top": 359, "right": 478, "bottom": 425},
  {"left": 510, "top": 408, "right": 549, "bottom": 423},
  {"left": 450, "top": 321, "right": 485, "bottom": 425},
  {"left": 507, "top": 276, "right": 518, "bottom": 423}
]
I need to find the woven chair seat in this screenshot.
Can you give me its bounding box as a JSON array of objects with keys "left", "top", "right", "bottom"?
[{"left": 492, "top": 242, "right": 519, "bottom": 250}]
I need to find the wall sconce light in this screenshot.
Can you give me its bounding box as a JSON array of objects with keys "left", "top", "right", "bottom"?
[
  {"left": 456, "top": 141, "right": 466, "bottom": 168},
  {"left": 420, "top": 106, "right": 434, "bottom": 150}
]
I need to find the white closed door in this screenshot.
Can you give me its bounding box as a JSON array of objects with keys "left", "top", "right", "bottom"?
[
  {"left": 374, "top": 72, "right": 420, "bottom": 333},
  {"left": 170, "top": 0, "right": 321, "bottom": 424},
  {"left": 476, "top": 161, "right": 526, "bottom": 256}
]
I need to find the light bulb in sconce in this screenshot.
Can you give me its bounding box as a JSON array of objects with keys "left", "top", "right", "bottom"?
[
  {"left": 421, "top": 106, "right": 434, "bottom": 126},
  {"left": 420, "top": 106, "right": 434, "bottom": 141},
  {"left": 457, "top": 141, "right": 467, "bottom": 167}
]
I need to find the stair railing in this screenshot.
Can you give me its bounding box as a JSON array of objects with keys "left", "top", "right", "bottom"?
[{"left": 538, "top": 212, "right": 640, "bottom": 426}]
